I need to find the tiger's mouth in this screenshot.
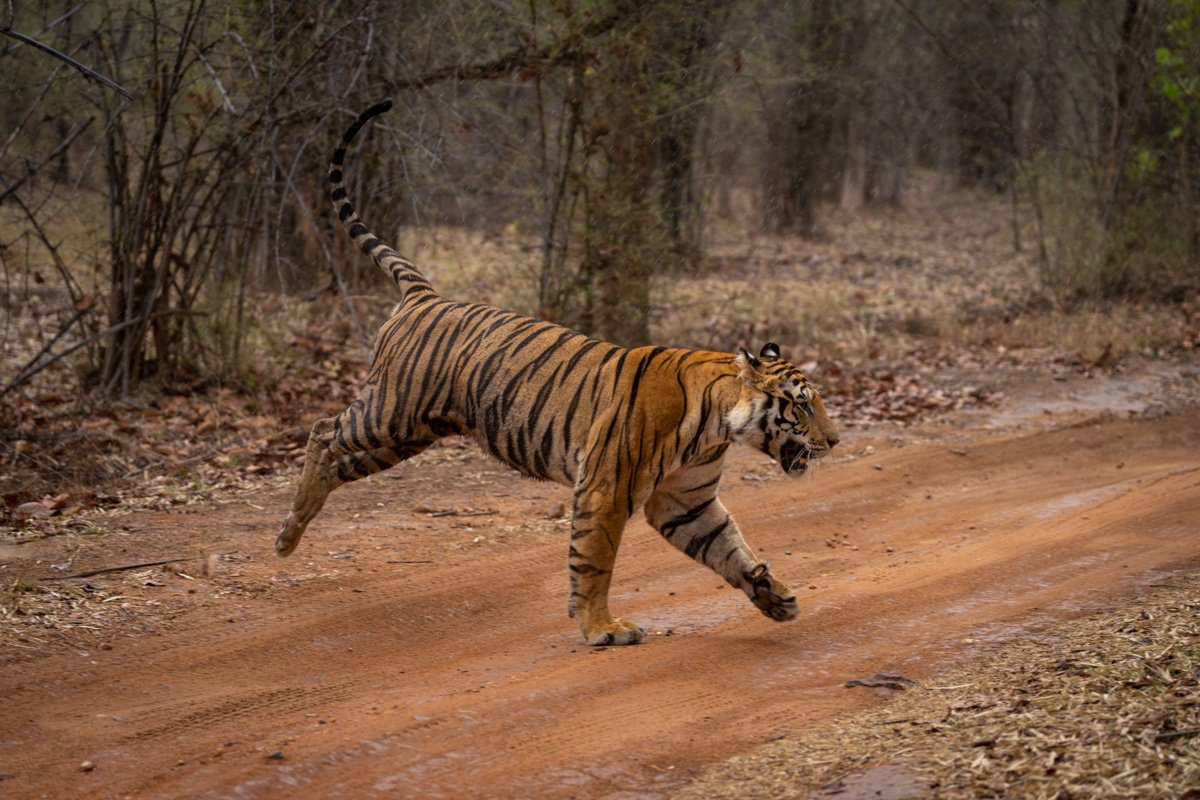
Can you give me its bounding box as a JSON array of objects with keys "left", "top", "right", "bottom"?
[{"left": 779, "top": 440, "right": 812, "bottom": 475}]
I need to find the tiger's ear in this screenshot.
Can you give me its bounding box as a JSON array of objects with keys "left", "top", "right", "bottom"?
[
  {"left": 760, "top": 342, "right": 781, "bottom": 360},
  {"left": 736, "top": 347, "right": 779, "bottom": 391},
  {"left": 736, "top": 346, "right": 761, "bottom": 370}
]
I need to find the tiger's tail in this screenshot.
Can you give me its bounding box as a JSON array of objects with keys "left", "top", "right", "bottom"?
[{"left": 329, "top": 99, "right": 434, "bottom": 300}]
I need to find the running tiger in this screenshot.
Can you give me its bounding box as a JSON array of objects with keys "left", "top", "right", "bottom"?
[{"left": 275, "top": 100, "right": 840, "bottom": 646}]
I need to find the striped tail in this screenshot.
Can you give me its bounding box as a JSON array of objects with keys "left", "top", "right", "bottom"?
[{"left": 329, "top": 99, "right": 434, "bottom": 300}]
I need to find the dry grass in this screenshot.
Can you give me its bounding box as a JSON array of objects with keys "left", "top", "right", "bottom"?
[
  {"left": 674, "top": 573, "right": 1200, "bottom": 800},
  {"left": 392, "top": 224, "right": 542, "bottom": 315},
  {"left": 663, "top": 180, "right": 1196, "bottom": 365},
  {"left": 961, "top": 304, "right": 1192, "bottom": 366},
  {"left": 0, "top": 574, "right": 182, "bottom": 664}
]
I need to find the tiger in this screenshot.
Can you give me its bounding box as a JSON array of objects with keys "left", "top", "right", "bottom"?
[{"left": 274, "top": 99, "right": 840, "bottom": 646}]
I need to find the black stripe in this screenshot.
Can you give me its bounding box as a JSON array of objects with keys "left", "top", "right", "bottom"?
[
  {"left": 556, "top": 338, "right": 603, "bottom": 385},
  {"left": 659, "top": 497, "right": 716, "bottom": 540},
  {"left": 558, "top": 378, "right": 590, "bottom": 477},
  {"left": 685, "top": 517, "right": 730, "bottom": 560},
  {"left": 343, "top": 402, "right": 369, "bottom": 453},
  {"left": 692, "top": 444, "right": 728, "bottom": 467},
  {"left": 360, "top": 404, "right": 382, "bottom": 450},
  {"left": 535, "top": 425, "right": 556, "bottom": 478},
  {"left": 623, "top": 347, "right": 666, "bottom": 428},
  {"left": 689, "top": 472, "right": 723, "bottom": 492}
]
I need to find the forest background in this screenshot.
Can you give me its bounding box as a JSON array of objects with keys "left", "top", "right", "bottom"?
[{"left": 1, "top": 0, "right": 1198, "bottom": 511}]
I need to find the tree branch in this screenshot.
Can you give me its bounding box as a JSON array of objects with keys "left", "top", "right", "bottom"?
[
  {"left": 0, "top": 3, "right": 84, "bottom": 58},
  {"left": 0, "top": 117, "right": 93, "bottom": 204},
  {"left": 39, "top": 557, "right": 200, "bottom": 581},
  {"left": 386, "top": 7, "right": 629, "bottom": 92},
  {"left": 0, "top": 310, "right": 202, "bottom": 399},
  {"left": 0, "top": 25, "right": 134, "bottom": 99}
]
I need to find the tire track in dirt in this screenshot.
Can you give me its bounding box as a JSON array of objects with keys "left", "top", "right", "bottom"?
[{"left": 1, "top": 408, "right": 1198, "bottom": 799}]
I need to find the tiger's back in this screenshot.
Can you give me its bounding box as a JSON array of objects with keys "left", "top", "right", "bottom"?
[{"left": 353, "top": 292, "right": 746, "bottom": 486}]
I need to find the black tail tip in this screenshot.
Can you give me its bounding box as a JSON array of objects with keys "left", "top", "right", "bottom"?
[{"left": 366, "top": 98, "right": 394, "bottom": 118}]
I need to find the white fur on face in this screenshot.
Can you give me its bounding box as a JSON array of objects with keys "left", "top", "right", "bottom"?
[{"left": 727, "top": 393, "right": 769, "bottom": 438}]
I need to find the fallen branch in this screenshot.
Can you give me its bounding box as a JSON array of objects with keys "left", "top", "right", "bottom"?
[
  {"left": 1154, "top": 728, "right": 1200, "bottom": 742},
  {"left": 40, "top": 557, "right": 195, "bottom": 581},
  {"left": 846, "top": 673, "right": 918, "bottom": 690}
]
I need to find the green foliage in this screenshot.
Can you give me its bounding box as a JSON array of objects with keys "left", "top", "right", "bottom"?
[
  {"left": 1027, "top": 0, "right": 1199, "bottom": 303},
  {"left": 1030, "top": 153, "right": 1194, "bottom": 302},
  {"left": 1153, "top": 1, "right": 1200, "bottom": 139}
]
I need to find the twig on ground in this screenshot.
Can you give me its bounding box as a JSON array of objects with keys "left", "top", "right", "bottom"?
[{"left": 40, "top": 557, "right": 196, "bottom": 581}]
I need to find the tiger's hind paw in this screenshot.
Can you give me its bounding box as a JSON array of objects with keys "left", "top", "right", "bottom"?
[
  {"left": 274, "top": 514, "right": 304, "bottom": 558},
  {"left": 583, "top": 618, "right": 645, "bottom": 646},
  {"left": 747, "top": 563, "right": 798, "bottom": 622}
]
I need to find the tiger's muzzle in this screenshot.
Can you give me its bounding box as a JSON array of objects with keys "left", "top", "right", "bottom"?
[{"left": 779, "top": 439, "right": 813, "bottom": 475}]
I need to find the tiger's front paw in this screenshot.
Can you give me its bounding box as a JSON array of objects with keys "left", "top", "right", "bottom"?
[
  {"left": 582, "top": 618, "right": 645, "bottom": 646},
  {"left": 746, "top": 563, "right": 798, "bottom": 622}
]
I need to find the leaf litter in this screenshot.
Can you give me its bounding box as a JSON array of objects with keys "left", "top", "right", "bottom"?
[
  {"left": 0, "top": 577, "right": 176, "bottom": 665},
  {"left": 672, "top": 573, "right": 1200, "bottom": 800}
]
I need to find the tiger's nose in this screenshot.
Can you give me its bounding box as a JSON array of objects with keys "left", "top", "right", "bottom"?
[{"left": 827, "top": 435, "right": 840, "bottom": 449}]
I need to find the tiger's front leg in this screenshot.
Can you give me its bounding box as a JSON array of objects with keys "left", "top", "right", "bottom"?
[
  {"left": 567, "top": 489, "right": 645, "bottom": 646},
  {"left": 645, "top": 465, "right": 799, "bottom": 623}
]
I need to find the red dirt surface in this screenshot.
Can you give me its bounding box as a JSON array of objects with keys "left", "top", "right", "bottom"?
[{"left": 2, "top": 366, "right": 1198, "bottom": 799}]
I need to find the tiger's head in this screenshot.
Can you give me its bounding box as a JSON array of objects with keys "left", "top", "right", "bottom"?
[{"left": 728, "top": 342, "right": 839, "bottom": 475}]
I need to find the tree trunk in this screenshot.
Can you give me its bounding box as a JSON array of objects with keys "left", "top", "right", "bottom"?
[
  {"left": 761, "top": 78, "right": 832, "bottom": 236},
  {"left": 839, "top": 101, "right": 868, "bottom": 210},
  {"left": 582, "top": 93, "right": 660, "bottom": 347}
]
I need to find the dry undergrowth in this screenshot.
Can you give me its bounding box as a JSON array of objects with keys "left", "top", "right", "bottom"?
[
  {"left": 668, "top": 182, "right": 1198, "bottom": 366},
  {"left": 3, "top": 178, "right": 1196, "bottom": 522},
  {"left": 675, "top": 573, "right": 1200, "bottom": 800}
]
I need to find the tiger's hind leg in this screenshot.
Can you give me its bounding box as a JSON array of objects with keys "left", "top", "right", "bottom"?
[
  {"left": 644, "top": 456, "right": 798, "bottom": 623},
  {"left": 329, "top": 439, "right": 434, "bottom": 487},
  {"left": 274, "top": 406, "right": 431, "bottom": 557}
]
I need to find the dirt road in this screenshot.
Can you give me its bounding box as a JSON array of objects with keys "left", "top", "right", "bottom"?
[{"left": 2, "top": 368, "right": 1199, "bottom": 799}]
